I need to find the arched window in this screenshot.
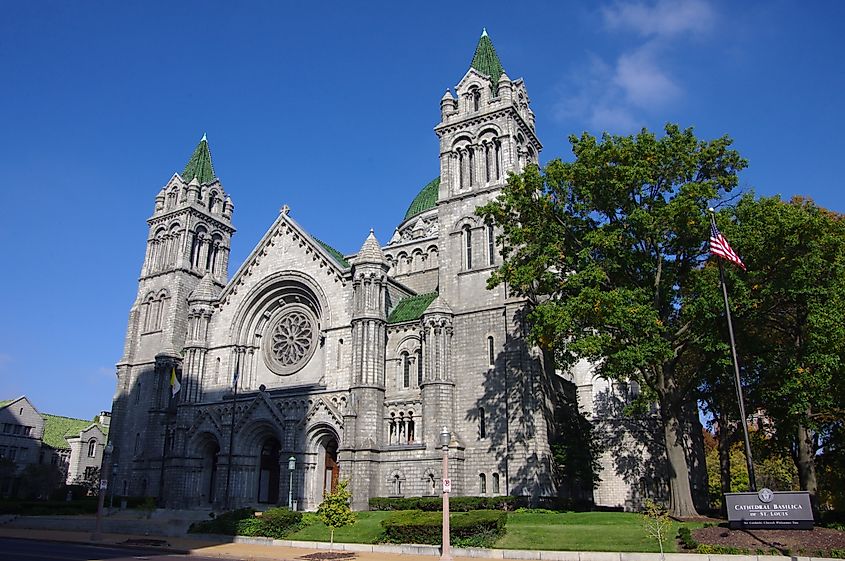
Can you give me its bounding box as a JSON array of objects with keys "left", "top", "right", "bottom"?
[
  {"left": 463, "top": 225, "right": 473, "bottom": 270},
  {"left": 337, "top": 339, "right": 344, "bottom": 369},
  {"left": 493, "top": 473, "right": 500, "bottom": 494},
  {"left": 484, "top": 143, "right": 491, "bottom": 183},
  {"left": 488, "top": 336, "right": 495, "bottom": 366},
  {"left": 134, "top": 433, "right": 141, "bottom": 454},
  {"left": 479, "top": 473, "right": 487, "bottom": 494},
  {"left": 428, "top": 473, "right": 437, "bottom": 495},
  {"left": 458, "top": 151, "right": 465, "bottom": 189},
  {"left": 487, "top": 223, "right": 495, "bottom": 265},
  {"left": 494, "top": 140, "right": 501, "bottom": 180},
  {"left": 479, "top": 407, "right": 486, "bottom": 439},
  {"left": 471, "top": 88, "right": 481, "bottom": 111},
  {"left": 401, "top": 351, "right": 410, "bottom": 389},
  {"left": 416, "top": 349, "right": 423, "bottom": 386},
  {"left": 87, "top": 439, "right": 97, "bottom": 458},
  {"left": 468, "top": 147, "right": 475, "bottom": 186}
]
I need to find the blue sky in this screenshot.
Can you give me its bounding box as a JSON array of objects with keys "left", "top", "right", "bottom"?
[{"left": 1, "top": 1, "right": 843, "bottom": 419}]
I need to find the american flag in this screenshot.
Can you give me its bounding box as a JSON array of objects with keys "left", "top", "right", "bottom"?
[{"left": 710, "top": 222, "right": 746, "bottom": 270}]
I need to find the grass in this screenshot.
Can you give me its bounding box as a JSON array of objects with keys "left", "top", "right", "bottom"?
[
  {"left": 495, "top": 511, "right": 702, "bottom": 553},
  {"left": 285, "top": 510, "right": 702, "bottom": 552},
  {"left": 286, "top": 511, "right": 396, "bottom": 543}
]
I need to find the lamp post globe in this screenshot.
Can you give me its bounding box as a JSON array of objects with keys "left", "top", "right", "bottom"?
[
  {"left": 439, "top": 427, "right": 450, "bottom": 449},
  {"left": 287, "top": 456, "right": 296, "bottom": 510}
]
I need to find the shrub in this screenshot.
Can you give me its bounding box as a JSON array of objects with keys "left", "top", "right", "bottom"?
[
  {"left": 189, "top": 507, "right": 302, "bottom": 539},
  {"left": 259, "top": 507, "right": 303, "bottom": 539},
  {"left": 0, "top": 499, "right": 98, "bottom": 516},
  {"left": 381, "top": 509, "right": 506, "bottom": 548},
  {"left": 369, "top": 496, "right": 515, "bottom": 512}
]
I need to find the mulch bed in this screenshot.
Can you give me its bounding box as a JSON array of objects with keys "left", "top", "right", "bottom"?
[
  {"left": 299, "top": 553, "right": 355, "bottom": 560},
  {"left": 693, "top": 525, "right": 845, "bottom": 554}
]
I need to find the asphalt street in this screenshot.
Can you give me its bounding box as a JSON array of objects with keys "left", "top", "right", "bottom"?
[{"left": 0, "top": 538, "right": 237, "bottom": 561}]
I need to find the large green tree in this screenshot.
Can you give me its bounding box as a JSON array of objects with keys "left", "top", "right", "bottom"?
[
  {"left": 478, "top": 124, "right": 747, "bottom": 517},
  {"left": 699, "top": 195, "right": 845, "bottom": 503}
]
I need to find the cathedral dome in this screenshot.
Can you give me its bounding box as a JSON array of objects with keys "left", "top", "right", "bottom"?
[{"left": 402, "top": 177, "right": 440, "bottom": 222}]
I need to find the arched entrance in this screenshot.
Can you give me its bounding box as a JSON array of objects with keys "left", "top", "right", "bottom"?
[
  {"left": 202, "top": 440, "right": 220, "bottom": 504},
  {"left": 323, "top": 438, "right": 339, "bottom": 495},
  {"left": 257, "top": 437, "right": 281, "bottom": 504}
]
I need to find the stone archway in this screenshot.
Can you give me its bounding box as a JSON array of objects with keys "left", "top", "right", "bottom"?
[
  {"left": 201, "top": 439, "right": 220, "bottom": 504},
  {"left": 303, "top": 424, "right": 341, "bottom": 510},
  {"left": 257, "top": 437, "right": 281, "bottom": 504}
]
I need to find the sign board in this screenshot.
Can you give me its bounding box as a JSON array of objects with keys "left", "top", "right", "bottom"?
[
  {"left": 725, "top": 489, "right": 813, "bottom": 530},
  {"left": 442, "top": 478, "right": 452, "bottom": 493},
  {"left": 99, "top": 479, "right": 108, "bottom": 491}
]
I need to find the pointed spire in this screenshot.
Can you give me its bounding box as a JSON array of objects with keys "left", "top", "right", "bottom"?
[
  {"left": 470, "top": 28, "right": 505, "bottom": 83},
  {"left": 189, "top": 271, "right": 220, "bottom": 302},
  {"left": 355, "top": 229, "right": 386, "bottom": 264},
  {"left": 182, "top": 134, "right": 216, "bottom": 184}
]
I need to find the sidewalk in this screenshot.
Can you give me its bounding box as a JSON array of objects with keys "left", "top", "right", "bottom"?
[{"left": 0, "top": 526, "right": 441, "bottom": 561}]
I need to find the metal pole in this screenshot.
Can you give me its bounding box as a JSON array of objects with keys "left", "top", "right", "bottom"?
[
  {"left": 441, "top": 439, "right": 452, "bottom": 561},
  {"left": 288, "top": 469, "right": 294, "bottom": 510},
  {"left": 711, "top": 213, "right": 757, "bottom": 491},
  {"left": 91, "top": 444, "right": 112, "bottom": 541},
  {"left": 225, "top": 353, "right": 241, "bottom": 510}
]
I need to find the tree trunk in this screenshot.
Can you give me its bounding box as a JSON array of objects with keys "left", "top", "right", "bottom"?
[
  {"left": 662, "top": 405, "right": 700, "bottom": 518},
  {"left": 795, "top": 421, "right": 818, "bottom": 513}
]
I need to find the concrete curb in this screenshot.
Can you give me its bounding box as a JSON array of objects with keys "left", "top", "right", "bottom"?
[{"left": 188, "top": 534, "right": 842, "bottom": 561}]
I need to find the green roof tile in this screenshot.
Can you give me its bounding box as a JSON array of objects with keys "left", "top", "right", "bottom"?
[
  {"left": 403, "top": 177, "right": 440, "bottom": 221},
  {"left": 182, "top": 134, "right": 216, "bottom": 184},
  {"left": 470, "top": 29, "right": 505, "bottom": 84},
  {"left": 41, "top": 414, "right": 106, "bottom": 450},
  {"left": 314, "top": 238, "right": 350, "bottom": 269},
  {"left": 0, "top": 399, "right": 14, "bottom": 409},
  {"left": 387, "top": 292, "right": 438, "bottom": 324}
]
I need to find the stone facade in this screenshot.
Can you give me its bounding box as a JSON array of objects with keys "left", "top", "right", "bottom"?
[{"left": 109, "top": 31, "right": 660, "bottom": 511}]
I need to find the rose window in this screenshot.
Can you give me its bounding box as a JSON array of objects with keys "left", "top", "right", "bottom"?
[{"left": 264, "top": 306, "right": 318, "bottom": 375}]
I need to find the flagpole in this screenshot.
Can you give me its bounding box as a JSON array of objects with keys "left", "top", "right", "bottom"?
[
  {"left": 709, "top": 211, "right": 757, "bottom": 491},
  {"left": 224, "top": 351, "right": 240, "bottom": 510}
]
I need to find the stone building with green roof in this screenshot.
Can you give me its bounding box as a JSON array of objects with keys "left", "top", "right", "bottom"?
[
  {"left": 109, "top": 30, "right": 640, "bottom": 512},
  {"left": 0, "top": 396, "right": 110, "bottom": 496}
]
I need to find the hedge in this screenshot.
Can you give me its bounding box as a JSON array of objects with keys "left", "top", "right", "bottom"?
[
  {"left": 0, "top": 499, "right": 99, "bottom": 515},
  {"left": 381, "top": 509, "right": 507, "bottom": 548},
  {"left": 369, "top": 496, "right": 515, "bottom": 512},
  {"left": 189, "top": 507, "right": 302, "bottom": 539}
]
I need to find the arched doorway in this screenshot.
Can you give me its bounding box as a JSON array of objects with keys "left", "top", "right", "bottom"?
[
  {"left": 257, "top": 437, "right": 281, "bottom": 504},
  {"left": 201, "top": 440, "right": 220, "bottom": 504},
  {"left": 323, "top": 438, "right": 339, "bottom": 496}
]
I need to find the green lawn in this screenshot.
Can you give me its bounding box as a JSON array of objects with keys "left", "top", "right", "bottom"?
[
  {"left": 286, "top": 510, "right": 699, "bottom": 553},
  {"left": 496, "top": 511, "right": 699, "bottom": 553},
  {"left": 287, "top": 510, "right": 395, "bottom": 543}
]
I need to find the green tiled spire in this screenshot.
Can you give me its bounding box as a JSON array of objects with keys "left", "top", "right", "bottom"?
[
  {"left": 182, "top": 133, "right": 216, "bottom": 184},
  {"left": 470, "top": 28, "right": 505, "bottom": 83}
]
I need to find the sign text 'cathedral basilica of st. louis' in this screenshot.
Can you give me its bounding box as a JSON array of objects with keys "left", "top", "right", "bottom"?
[{"left": 109, "top": 31, "right": 664, "bottom": 511}]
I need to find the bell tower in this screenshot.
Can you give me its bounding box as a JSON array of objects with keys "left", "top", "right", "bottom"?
[
  {"left": 111, "top": 135, "right": 235, "bottom": 500},
  {"left": 434, "top": 29, "right": 541, "bottom": 310}
]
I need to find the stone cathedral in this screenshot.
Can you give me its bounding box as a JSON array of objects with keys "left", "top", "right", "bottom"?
[{"left": 110, "top": 31, "right": 647, "bottom": 511}]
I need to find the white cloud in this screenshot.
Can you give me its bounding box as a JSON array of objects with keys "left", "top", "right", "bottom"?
[
  {"left": 554, "top": 0, "right": 714, "bottom": 133},
  {"left": 614, "top": 44, "right": 681, "bottom": 108},
  {"left": 602, "top": 0, "right": 714, "bottom": 37}
]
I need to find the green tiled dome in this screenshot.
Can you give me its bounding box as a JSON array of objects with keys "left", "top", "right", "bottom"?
[{"left": 403, "top": 177, "right": 440, "bottom": 222}]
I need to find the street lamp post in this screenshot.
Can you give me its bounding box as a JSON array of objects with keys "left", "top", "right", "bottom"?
[
  {"left": 439, "top": 427, "right": 452, "bottom": 561},
  {"left": 91, "top": 442, "right": 114, "bottom": 541},
  {"left": 287, "top": 456, "right": 296, "bottom": 510},
  {"left": 109, "top": 462, "right": 118, "bottom": 511}
]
